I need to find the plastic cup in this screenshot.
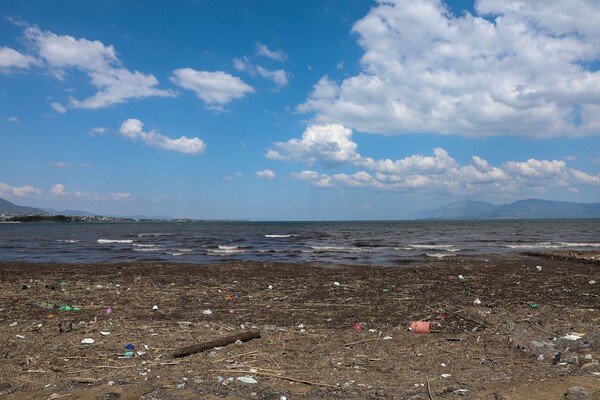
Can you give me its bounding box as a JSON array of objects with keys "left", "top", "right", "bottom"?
[{"left": 411, "top": 321, "right": 431, "bottom": 333}]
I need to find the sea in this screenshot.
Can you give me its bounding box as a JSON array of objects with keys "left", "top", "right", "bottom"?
[{"left": 1, "top": 220, "right": 599, "bottom": 266}]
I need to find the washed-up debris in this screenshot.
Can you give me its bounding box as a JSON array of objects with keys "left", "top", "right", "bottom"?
[
  {"left": 202, "top": 309, "right": 213, "bottom": 315},
  {"left": 473, "top": 298, "right": 482, "bottom": 306},
  {"left": 81, "top": 338, "right": 95, "bottom": 344},
  {"left": 536, "top": 265, "right": 543, "bottom": 271},
  {"left": 410, "top": 321, "right": 430, "bottom": 333},
  {"left": 173, "top": 330, "right": 261, "bottom": 358},
  {"left": 152, "top": 305, "right": 159, "bottom": 311},
  {"left": 236, "top": 376, "right": 258, "bottom": 384},
  {"left": 100, "top": 331, "right": 110, "bottom": 336}
]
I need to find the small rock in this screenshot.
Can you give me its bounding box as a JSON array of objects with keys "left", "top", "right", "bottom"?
[
  {"left": 536, "top": 265, "right": 542, "bottom": 271},
  {"left": 107, "top": 381, "right": 115, "bottom": 386},
  {"left": 589, "top": 280, "right": 596, "bottom": 285},
  {"left": 565, "top": 355, "right": 580, "bottom": 365},
  {"left": 565, "top": 385, "right": 592, "bottom": 400}
]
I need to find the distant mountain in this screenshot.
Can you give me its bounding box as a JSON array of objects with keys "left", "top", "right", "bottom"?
[
  {"left": 413, "top": 199, "right": 600, "bottom": 220},
  {"left": 0, "top": 198, "right": 48, "bottom": 215},
  {"left": 42, "top": 208, "right": 96, "bottom": 217}
]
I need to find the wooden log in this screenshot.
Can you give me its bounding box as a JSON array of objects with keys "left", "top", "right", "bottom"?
[{"left": 172, "top": 330, "right": 261, "bottom": 358}]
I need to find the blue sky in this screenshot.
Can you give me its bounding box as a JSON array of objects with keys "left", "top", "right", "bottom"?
[{"left": 1, "top": 0, "right": 599, "bottom": 220}]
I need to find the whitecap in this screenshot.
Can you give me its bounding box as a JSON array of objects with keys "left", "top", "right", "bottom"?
[
  {"left": 97, "top": 239, "right": 133, "bottom": 244},
  {"left": 265, "top": 234, "right": 293, "bottom": 238},
  {"left": 426, "top": 252, "right": 457, "bottom": 258},
  {"left": 57, "top": 239, "right": 79, "bottom": 243}
]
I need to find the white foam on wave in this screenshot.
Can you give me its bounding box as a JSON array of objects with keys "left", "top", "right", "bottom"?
[
  {"left": 58, "top": 239, "right": 79, "bottom": 243},
  {"left": 426, "top": 252, "right": 457, "bottom": 258},
  {"left": 265, "top": 234, "right": 293, "bottom": 238},
  {"left": 133, "top": 244, "right": 160, "bottom": 248},
  {"left": 169, "top": 252, "right": 184, "bottom": 256},
  {"left": 97, "top": 239, "right": 133, "bottom": 244},
  {"left": 310, "top": 246, "right": 379, "bottom": 253},
  {"left": 208, "top": 246, "right": 247, "bottom": 255},
  {"left": 504, "top": 242, "right": 600, "bottom": 249},
  {"left": 409, "top": 244, "right": 456, "bottom": 250},
  {"left": 132, "top": 246, "right": 164, "bottom": 252}
]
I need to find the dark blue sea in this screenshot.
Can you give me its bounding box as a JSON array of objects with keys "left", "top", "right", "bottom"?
[{"left": 1, "top": 220, "right": 599, "bottom": 266}]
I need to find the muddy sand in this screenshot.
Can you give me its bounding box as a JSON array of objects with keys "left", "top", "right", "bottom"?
[{"left": 0, "top": 253, "right": 598, "bottom": 399}]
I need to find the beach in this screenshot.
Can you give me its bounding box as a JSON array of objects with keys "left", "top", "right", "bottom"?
[{"left": 0, "top": 254, "right": 598, "bottom": 399}]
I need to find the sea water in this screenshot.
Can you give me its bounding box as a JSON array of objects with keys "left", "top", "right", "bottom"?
[{"left": 0, "top": 220, "right": 599, "bottom": 266}]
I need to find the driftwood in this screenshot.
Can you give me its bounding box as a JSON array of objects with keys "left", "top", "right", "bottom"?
[{"left": 172, "top": 330, "right": 261, "bottom": 358}]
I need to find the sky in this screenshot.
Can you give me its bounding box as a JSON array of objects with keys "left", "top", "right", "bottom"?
[{"left": 1, "top": 0, "right": 600, "bottom": 220}]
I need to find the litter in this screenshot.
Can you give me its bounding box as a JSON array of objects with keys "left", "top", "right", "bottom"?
[
  {"left": 236, "top": 376, "right": 258, "bottom": 384},
  {"left": 410, "top": 321, "right": 430, "bottom": 333},
  {"left": 536, "top": 266, "right": 542, "bottom": 271},
  {"left": 152, "top": 305, "right": 159, "bottom": 310},
  {"left": 81, "top": 338, "right": 95, "bottom": 344},
  {"left": 458, "top": 275, "right": 465, "bottom": 281},
  {"left": 202, "top": 309, "right": 213, "bottom": 315},
  {"left": 106, "top": 308, "right": 113, "bottom": 314},
  {"left": 473, "top": 298, "right": 482, "bottom": 306},
  {"left": 100, "top": 331, "right": 110, "bottom": 336},
  {"left": 352, "top": 324, "right": 361, "bottom": 330},
  {"left": 124, "top": 343, "right": 135, "bottom": 350}
]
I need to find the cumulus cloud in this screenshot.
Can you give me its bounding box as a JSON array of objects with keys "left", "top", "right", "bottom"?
[
  {"left": 271, "top": 124, "right": 600, "bottom": 197},
  {"left": 170, "top": 68, "right": 254, "bottom": 110},
  {"left": 87, "top": 126, "right": 108, "bottom": 137},
  {"left": 0, "top": 46, "right": 37, "bottom": 69},
  {"left": 23, "top": 26, "right": 175, "bottom": 109},
  {"left": 0, "top": 182, "right": 42, "bottom": 197},
  {"left": 256, "top": 169, "right": 276, "bottom": 179},
  {"left": 256, "top": 43, "right": 287, "bottom": 61},
  {"left": 298, "top": 0, "right": 600, "bottom": 138},
  {"left": 119, "top": 118, "right": 206, "bottom": 155},
  {"left": 50, "top": 183, "right": 132, "bottom": 200}
]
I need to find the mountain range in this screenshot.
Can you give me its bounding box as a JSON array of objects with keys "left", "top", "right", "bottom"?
[
  {"left": 2, "top": 197, "right": 600, "bottom": 220},
  {"left": 412, "top": 199, "right": 600, "bottom": 219}
]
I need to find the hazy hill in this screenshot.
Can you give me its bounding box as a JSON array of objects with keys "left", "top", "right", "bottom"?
[
  {"left": 0, "top": 198, "right": 48, "bottom": 215},
  {"left": 413, "top": 199, "right": 600, "bottom": 219}
]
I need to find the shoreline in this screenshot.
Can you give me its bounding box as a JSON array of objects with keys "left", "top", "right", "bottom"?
[{"left": 0, "top": 256, "right": 598, "bottom": 399}]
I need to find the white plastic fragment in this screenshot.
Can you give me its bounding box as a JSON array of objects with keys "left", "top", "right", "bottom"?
[
  {"left": 562, "top": 334, "right": 583, "bottom": 341},
  {"left": 152, "top": 305, "right": 159, "bottom": 310},
  {"left": 236, "top": 376, "right": 258, "bottom": 384},
  {"left": 473, "top": 298, "right": 482, "bottom": 306},
  {"left": 81, "top": 338, "right": 95, "bottom": 344},
  {"left": 458, "top": 275, "right": 465, "bottom": 281},
  {"left": 16, "top": 334, "right": 25, "bottom": 339},
  {"left": 441, "top": 374, "right": 452, "bottom": 378},
  {"left": 9, "top": 322, "right": 17, "bottom": 327},
  {"left": 536, "top": 265, "right": 542, "bottom": 271},
  {"left": 202, "top": 309, "right": 212, "bottom": 315},
  {"left": 590, "top": 280, "right": 596, "bottom": 285},
  {"left": 333, "top": 282, "right": 340, "bottom": 286},
  {"left": 100, "top": 331, "right": 110, "bottom": 336},
  {"left": 267, "top": 285, "right": 273, "bottom": 290}
]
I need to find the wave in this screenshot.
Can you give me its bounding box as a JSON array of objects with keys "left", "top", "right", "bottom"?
[
  {"left": 426, "top": 252, "right": 457, "bottom": 258},
  {"left": 133, "top": 244, "right": 160, "bottom": 248},
  {"left": 504, "top": 242, "right": 600, "bottom": 249},
  {"left": 136, "top": 233, "right": 172, "bottom": 237},
  {"left": 132, "top": 246, "right": 164, "bottom": 252},
  {"left": 208, "top": 246, "right": 247, "bottom": 255},
  {"left": 409, "top": 244, "right": 456, "bottom": 250},
  {"left": 97, "top": 239, "right": 133, "bottom": 244},
  {"left": 310, "top": 246, "right": 380, "bottom": 253},
  {"left": 265, "top": 234, "right": 294, "bottom": 238},
  {"left": 57, "top": 239, "right": 79, "bottom": 243}
]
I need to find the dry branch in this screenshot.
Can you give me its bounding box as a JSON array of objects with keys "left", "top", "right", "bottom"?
[{"left": 173, "top": 330, "right": 261, "bottom": 358}]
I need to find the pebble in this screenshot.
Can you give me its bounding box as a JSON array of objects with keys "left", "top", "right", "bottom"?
[{"left": 565, "top": 385, "right": 592, "bottom": 400}]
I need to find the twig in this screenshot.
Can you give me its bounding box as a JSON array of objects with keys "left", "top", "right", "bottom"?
[
  {"left": 211, "top": 350, "right": 259, "bottom": 363},
  {"left": 46, "top": 394, "right": 72, "bottom": 400},
  {"left": 92, "top": 365, "right": 134, "bottom": 369},
  {"left": 427, "top": 377, "right": 434, "bottom": 400},
  {"left": 23, "top": 369, "right": 46, "bottom": 373},
  {"left": 343, "top": 338, "right": 381, "bottom": 347},
  {"left": 210, "top": 322, "right": 233, "bottom": 331},
  {"left": 216, "top": 369, "right": 339, "bottom": 389}
]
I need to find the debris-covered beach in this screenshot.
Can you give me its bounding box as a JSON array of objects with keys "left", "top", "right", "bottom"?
[{"left": 0, "top": 253, "right": 598, "bottom": 399}]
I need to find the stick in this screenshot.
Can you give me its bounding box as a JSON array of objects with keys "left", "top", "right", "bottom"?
[
  {"left": 343, "top": 338, "right": 381, "bottom": 347},
  {"left": 211, "top": 350, "right": 259, "bottom": 363},
  {"left": 427, "top": 377, "right": 434, "bottom": 400},
  {"left": 216, "top": 369, "right": 339, "bottom": 389},
  {"left": 173, "top": 330, "right": 261, "bottom": 358}
]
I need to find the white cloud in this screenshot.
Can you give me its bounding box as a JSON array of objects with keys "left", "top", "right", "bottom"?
[
  {"left": 5, "top": 116, "right": 20, "bottom": 123},
  {"left": 51, "top": 183, "right": 66, "bottom": 196},
  {"left": 298, "top": 0, "right": 600, "bottom": 138},
  {"left": 256, "top": 43, "right": 287, "bottom": 61},
  {"left": 272, "top": 123, "right": 600, "bottom": 197},
  {"left": 49, "top": 162, "right": 69, "bottom": 168},
  {"left": 256, "top": 169, "right": 276, "bottom": 179},
  {"left": 255, "top": 66, "right": 289, "bottom": 89},
  {"left": 51, "top": 102, "right": 67, "bottom": 113},
  {"left": 170, "top": 68, "right": 254, "bottom": 110},
  {"left": 0, "top": 46, "right": 37, "bottom": 69},
  {"left": 87, "top": 126, "right": 108, "bottom": 137},
  {"left": 50, "top": 183, "right": 132, "bottom": 201},
  {"left": 0, "top": 182, "right": 42, "bottom": 197},
  {"left": 24, "top": 26, "right": 175, "bottom": 109},
  {"left": 119, "top": 118, "right": 206, "bottom": 155},
  {"left": 267, "top": 124, "right": 361, "bottom": 166}
]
